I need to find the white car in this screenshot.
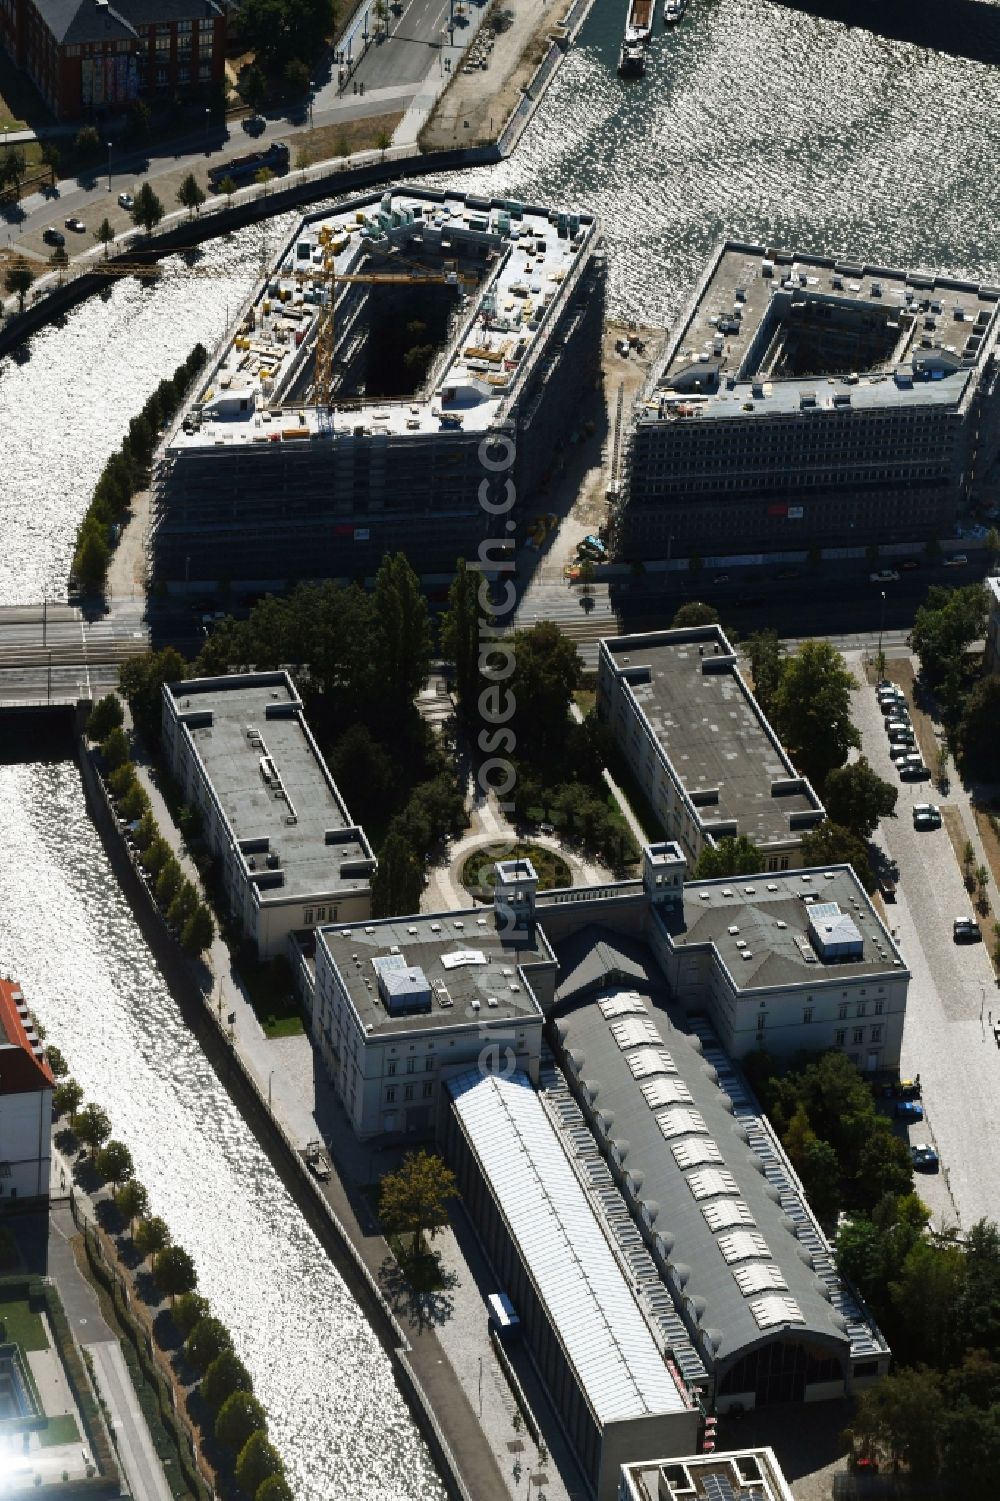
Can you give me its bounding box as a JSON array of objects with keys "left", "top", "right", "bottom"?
[
  {"left": 870, "top": 569, "right": 900, "bottom": 583},
  {"left": 913, "top": 803, "right": 942, "bottom": 830},
  {"left": 118, "top": 191, "right": 134, "bottom": 211}
]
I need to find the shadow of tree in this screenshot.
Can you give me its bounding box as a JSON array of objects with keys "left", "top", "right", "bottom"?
[{"left": 378, "top": 1250, "right": 458, "bottom": 1330}]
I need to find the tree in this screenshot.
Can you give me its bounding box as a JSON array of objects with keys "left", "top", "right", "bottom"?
[
  {"left": 155, "top": 857, "right": 183, "bottom": 908},
  {"left": 371, "top": 828, "right": 424, "bottom": 919},
  {"left": 693, "top": 834, "right": 762, "bottom": 880},
  {"left": 848, "top": 1364, "right": 945, "bottom": 1476},
  {"left": 744, "top": 629, "right": 783, "bottom": 716},
  {"left": 187, "top": 1316, "right": 233, "bottom": 1372},
  {"left": 239, "top": 64, "right": 267, "bottom": 116},
  {"left": 119, "top": 647, "right": 187, "bottom": 744},
  {"left": 120, "top": 782, "right": 150, "bottom": 822},
  {"left": 439, "top": 557, "right": 481, "bottom": 711},
  {"left": 215, "top": 1390, "right": 267, "bottom": 1452},
  {"left": 115, "top": 1179, "right": 149, "bottom": 1235},
  {"left": 45, "top": 1045, "right": 69, "bottom": 1079},
  {"left": 235, "top": 1431, "right": 285, "bottom": 1498},
  {"left": 284, "top": 58, "right": 310, "bottom": 95},
  {"left": 953, "top": 1219, "right": 1000, "bottom": 1361},
  {"left": 986, "top": 527, "right": 1000, "bottom": 571},
  {"left": 889, "top": 1236, "right": 967, "bottom": 1368},
  {"left": 1, "top": 147, "right": 26, "bottom": 198},
  {"left": 176, "top": 172, "right": 206, "bottom": 219},
  {"left": 96, "top": 1139, "right": 134, "bottom": 1189},
  {"left": 87, "top": 693, "right": 123, "bottom": 742},
  {"left": 141, "top": 834, "right": 172, "bottom": 877},
  {"left": 108, "top": 762, "right": 137, "bottom": 798},
  {"left": 75, "top": 521, "right": 110, "bottom": 593},
  {"left": 508, "top": 621, "right": 581, "bottom": 764},
  {"left": 174, "top": 1290, "right": 210, "bottom": 1335},
  {"left": 100, "top": 726, "right": 130, "bottom": 771},
  {"left": 378, "top": 1150, "right": 457, "bottom": 1256},
  {"left": 181, "top": 903, "right": 214, "bottom": 956},
  {"left": 376, "top": 128, "right": 392, "bottom": 161},
  {"left": 910, "top": 583, "right": 987, "bottom": 686},
  {"left": 373, "top": 552, "right": 433, "bottom": 703},
  {"left": 167, "top": 880, "right": 200, "bottom": 931},
  {"left": 134, "top": 1215, "right": 171, "bottom": 1267},
  {"left": 257, "top": 1478, "right": 295, "bottom": 1501},
  {"left": 40, "top": 141, "right": 60, "bottom": 184},
  {"left": 4, "top": 257, "right": 34, "bottom": 314},
  {"left": 854, "top": 1121, "right": 913, "bottom": 1212},
  {"left": 958, "top": 675, "right": 1000, "bottom": 776},
  {"left": 131, "top": 183, "right": 164, "bottom": 235},
  {"left": 202, "top": 1350, "right": 254, "bottom": 1410},
  {"left": 771, "top": 639, "right": 859, "bottom": 786},
  {"left": 255, "top": 166, "right": 275, "bottom": 195},
  {"left": 53, "top": 1079, "right": 83, "bottom": 1122},
  {"left": 799, "top": 819, "right": 873, "bottom": 888},
  {"left": 74, "top": 125, "right": 100, "bottom": 158},
  {"left": 329, "top": 725, "right": 393, "bottom": 826},
  {"left": 823, "top": 756, "right": 898, "bottom": 837},
  {"left": 154, "top": 1244, "right": 198, "bottom": 1304},
  {"left": 671, "top": 601, "right": 718, "bottom": 628},
  {"left": 217, "top": 174, "right": 237, "bottom": 208},
  {"left": 75, "top": 1102, "right": 112, "bottom": 1159}
]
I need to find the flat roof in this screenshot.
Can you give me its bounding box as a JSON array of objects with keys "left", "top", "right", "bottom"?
[
  {"left": 641, "top": 239, "right": 1000, "bottom": 425},
  {"left": 448, "top": 1068, "right": 691, "bottom": 1426},
  {"left": 552, "top": 962, "right": 886, "bottom": 1365},
  {"left": 168, "top": 187, "right": 596, "bottom": 450},
  {"left": 602, "top": 628, "right": 823, "bottom": 850},
  {"left": 165, "top": 673, "right": 372, "bottom": 903},
  {"left": 621, "top": 1447, "right": 794, "bottom": 1501},
  {"left": 318, "top": 907, "right": 552, "bottom": 1037},
  {"left": 667, "top": 865, "right": 907, "bottom": 988},
  {"left": 0, "top": 978, "right": 54, "bottom": 1094}
]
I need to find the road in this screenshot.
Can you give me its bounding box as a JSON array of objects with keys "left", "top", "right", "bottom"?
[
  {"left": 0, "top": 601, "right": 147, "bottom": 705},
  {"left": 849, "top": 655, "right": 1000, "bottom": 1233}
]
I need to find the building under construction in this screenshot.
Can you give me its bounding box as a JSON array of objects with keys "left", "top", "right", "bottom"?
[{"left": 151, "top": 186, "right": 605, "bottom": 590}]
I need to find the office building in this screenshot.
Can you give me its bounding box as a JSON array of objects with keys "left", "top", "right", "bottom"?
[
  {"left": 152, "top": 186, "right": 605, "bottom": 589},
  {"left": 615, "top": 240, "right": 1000, "bottom": 558},
  {"left": 598, "top": 626, "right": 824, "bottom": 870},
  {"left": 619, "top": 1446, "right": 794, "bottom": 1501},
  {"left": 162, "top": 671, "right": 374, "bottom": 958},
  {"left": 0, "top": 978, "right": 54, "bottom": 1207},
  {"left": 0, "top": 0, "right": 225, "bottom": 119},
  {"left": 445, "top": 1067, "right": 700, "bottom": 1501},
  {"left": 307, "top": 860, "right": 553, "bottom": 1139}
]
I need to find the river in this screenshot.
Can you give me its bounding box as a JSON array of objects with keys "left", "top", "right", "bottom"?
[{"left": 1, "top": 2, "right": 999, "bottom": 1493}]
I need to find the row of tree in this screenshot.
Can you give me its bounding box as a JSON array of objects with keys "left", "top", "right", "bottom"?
[
  {"left": 73, "top": 345, "right": 206, "bottom": 592},
  {"left": 47, "top": 1065, "right": 289, "bottom": 1500},
  {"left": 909, "top": 580, "right": 1000, "bottom": 777},
  {"left": 89, "top": 695, "right": 214, "bottom": 956}
]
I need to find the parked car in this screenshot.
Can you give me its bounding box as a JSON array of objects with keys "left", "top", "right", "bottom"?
[
  {"left": 944, "top": 553, "right": 968, "bottom": 567},
  {"left": 117, "top": 191, "right": 134, "bottom": 210},
  {"left": 775, "top": 567, "right": 801, "bottom": 579},
  {"left": 889, "top": 745, "right": 912, "bottom": 765},
  {"left": 911, "top": 1143, "right": 939, "bottom": 1171},
  {"left": 900, "top": 558, "right": 920, "bottom": 570},
  {"left": 888, "top": 727, "right": 915, "bottom": 746},
  {"left": 900, "top": 758, "right": 928, "bottom": 780},
  {"left": 713, "top": 573, "right": 731, "bottom": 585},
  {"left": 953, "top": 916, "right": 981, "bottom": 942},
  {"left": 42, "top": 226, "right": 65, "bottom": 246},
  {"left": 895, "top": 1099, "right": 924, "bottom": 1121},
  {"left": 64, "top": 215, "right": 85, "bottom": 233},
  {"left": 879, "top": 872, "right": 897, "bottom": 901},
  {"left": 870, "top": 569, "right": 900, "bottom": 583},
  {"left": 881, "top": 698, "right": 906, "bottom": 717},
  {"left": 913, "top": 803, "right": 942, "bottom": 830}
]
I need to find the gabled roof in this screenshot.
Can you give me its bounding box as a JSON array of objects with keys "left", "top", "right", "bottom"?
[
  {"left": 34, "top": 0, "right": 137, "bottom": 45},
  {"left": 0, "top": 979, "right": 54, "bottom": 1095},
  {"left": 553, "top": 925, "right": 662, "bottom": 1008}
]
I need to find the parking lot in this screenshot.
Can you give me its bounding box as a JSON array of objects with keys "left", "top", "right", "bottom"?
[{"left": 849, "top": 652, "right": 1000, "bottom": 1232}]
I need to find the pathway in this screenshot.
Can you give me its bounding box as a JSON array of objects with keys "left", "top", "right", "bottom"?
[{"left": 89, "top": 1341, "right": 174, "bottom": 1501}]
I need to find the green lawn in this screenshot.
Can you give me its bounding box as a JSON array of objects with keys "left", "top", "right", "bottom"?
[
  {"left": 38, "top": 1415, "right": 80, "bottom": 1448},
  {"left": 240, "top": 957, "right": 305, "bottom": 1039},
  {"left": 461, "top": 842, "right": 571, "bottom": 897},
  {"left": 0, "top": 1295, "right": 47, "bottom": 1352}
]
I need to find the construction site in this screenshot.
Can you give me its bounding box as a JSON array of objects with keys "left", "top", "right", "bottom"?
[{"left": 149, "top": 186, "right": 606, "bottom": 590}]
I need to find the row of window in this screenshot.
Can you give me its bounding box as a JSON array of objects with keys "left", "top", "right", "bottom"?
[
  {"left": 757, "top": 1012, "right": 883, "bottom": 1046},
  {"left": 384, "top": 1081, "right": 435, "bottom": 1104}
]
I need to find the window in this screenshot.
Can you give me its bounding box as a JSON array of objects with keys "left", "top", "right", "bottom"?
[
  {"left": 422, "top": 1081, "right": 433, "bottom": 1099},
  {"left": 874, "top": 999, "right": 884, "bottom": 1015},
  {"left": 425, "top": 1056, "right": 434, "bottom": 1072},
  {"left": 852, "top": 1028, "right": 864, "bottom": 1045},
  {"left": 404, "top": 1084, "right": 414, "bottom": 1102},
  {"left": 856, "top": 1001, "right": 867, "bottom": 1018},
  {"left": 838, "top": 1003, "right": 848, "bottom": 1020},
  {"left": 199, "top": 15, "right": 214, "bottom": 30},
  {"left": 803, "top": 1007, "right": 813, "bottom": 1024},
  {"left": 155, "top": 32, "right": 170, "bottom": 51},
  {"left": 316, "top": 906, "right": 327, "bottom": 922},
  {"left": 177, "top": 16, "right": 192, "bottom": 29},
  {"left": 871, "top": 1025, "right": 882, "bottom": 1043},
  {"left": 198, "top": 61, "right": 210, "bottom": 79},
  {"left": 756, "top": 1013, "right": 766, "bottom": 1033},
  {"left": 386, "top": 1060, "right": 397, "bottom": 1077},
  {"left": 178, "top": 64, "right": 190, "bottom": 81},
  {"left": 303, "top": 908, "right": 314, "bottom": 924},
  {"left": 406, "top": 1057, "right": 416, "bottom": 1074},
  {"left": 835, "top": 1029, "right": 846, "bottom": 1045},
  {"left": 385, "top": 1087, "right": 396, "bottom": 1104}
]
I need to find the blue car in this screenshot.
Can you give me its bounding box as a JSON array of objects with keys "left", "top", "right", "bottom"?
[{"left": 895, "top": 1100, "right": 924, "bottom": 1121}]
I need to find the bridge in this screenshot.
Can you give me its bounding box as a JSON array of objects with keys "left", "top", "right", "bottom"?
[{"left": 0, "top": 603, "right": 150, "bottom": 709}]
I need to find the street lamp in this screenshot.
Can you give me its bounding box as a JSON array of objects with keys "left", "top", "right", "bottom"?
[
  {"left": 268, "top": 1068, "right": 275, "bottom": 1109},
  {"left": 205, "top": 107, "right": 211, "bottom": 153},
  {"left": 877, "top": 589, "right": 886, "bottom": 674},
  {"left": 106, "top": 139, "right": 112, "bottom": 193}
]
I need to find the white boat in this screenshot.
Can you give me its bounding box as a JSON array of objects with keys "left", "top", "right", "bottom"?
[
  {"left": 663, "top": 0, "right": 686, "bottom": 22},
  {"left": 625, "top": 0, "right": 653, "bottom": 45}
]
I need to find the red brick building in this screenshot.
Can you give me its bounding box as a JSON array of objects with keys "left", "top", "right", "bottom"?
[{"left": 0, "top": 0, "right": 226, "bottom": 119}]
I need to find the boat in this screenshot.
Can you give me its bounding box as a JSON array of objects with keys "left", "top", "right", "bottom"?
[
  {"left": 663, "top": 0, "right": 686, "bottom": 21},
  {"left": 624, "top": 0, "right": 653, "bottom": 45},
  {"left": 618, "top": 37, "right": 646, "bottom": 73}
]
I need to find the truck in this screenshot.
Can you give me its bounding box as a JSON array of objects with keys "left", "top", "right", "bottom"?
[{"left": 208, "top": 141, "right": 290, "bottom": 192}]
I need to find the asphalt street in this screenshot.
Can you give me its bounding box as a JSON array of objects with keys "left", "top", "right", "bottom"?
[{"left": 850, "top": 657, "right": 1000, "bottom": 1233}]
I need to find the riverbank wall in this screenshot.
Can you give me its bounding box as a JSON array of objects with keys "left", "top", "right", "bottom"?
[{"left": 71, "top": 718, "right": 486, "bottom": 1501}]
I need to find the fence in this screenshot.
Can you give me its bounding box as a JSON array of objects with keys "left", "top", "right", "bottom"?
[{"left": 70, "top": 1194, "right": 214, "bottom": 1501}]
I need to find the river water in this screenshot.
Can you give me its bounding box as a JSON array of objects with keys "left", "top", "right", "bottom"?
[{"left": 1, "top": 3, "right": 999, "bottom": 1494}]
